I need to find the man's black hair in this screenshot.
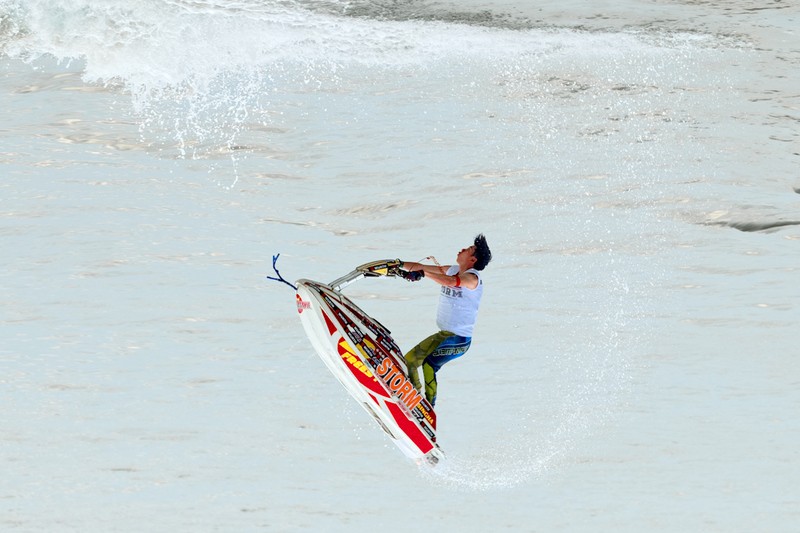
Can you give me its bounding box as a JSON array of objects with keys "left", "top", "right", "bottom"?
[{"left": 473, "top": 234, "right": 492, "bottom": 270}]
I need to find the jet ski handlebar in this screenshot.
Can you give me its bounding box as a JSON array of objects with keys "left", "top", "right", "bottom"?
[{"left": 329, "top": 259, "right": 403, "bottom": 291}]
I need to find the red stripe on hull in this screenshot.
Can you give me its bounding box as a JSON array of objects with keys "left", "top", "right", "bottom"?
[
  {"left": 322, "top": 310, "right": 338, "bottom": 335},
  {"left": 386, "top": 401, "right": 433, "bottom": 454}
]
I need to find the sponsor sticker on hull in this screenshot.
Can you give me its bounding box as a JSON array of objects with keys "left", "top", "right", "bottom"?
[{"left": 296, "top": 294, "right": 311, "bottom": 314}]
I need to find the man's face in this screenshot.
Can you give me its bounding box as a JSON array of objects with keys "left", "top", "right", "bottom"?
[{"left": 457, "top": 245, "right": 477, "bottom": 265}]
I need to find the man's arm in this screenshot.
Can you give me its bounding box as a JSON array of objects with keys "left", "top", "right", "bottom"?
[
  {"left": 401, "top": 261, "right": 479, "bottom": 290},
  {"left": 400, "top": 261, "right": 446, "bottom": 275}
]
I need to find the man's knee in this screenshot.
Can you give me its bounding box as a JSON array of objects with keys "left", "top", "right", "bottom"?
[{"left": 404, "top": 342, "right": 423, "bottom": 366}]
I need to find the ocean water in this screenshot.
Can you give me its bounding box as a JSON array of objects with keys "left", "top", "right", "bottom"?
[{"left": 1, "top": 0, "right": 798, "bottom": 531}]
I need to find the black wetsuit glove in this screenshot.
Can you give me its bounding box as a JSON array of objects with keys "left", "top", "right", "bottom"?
[{"left": 401, "top": 270, "right": 424, "bottom": 282}]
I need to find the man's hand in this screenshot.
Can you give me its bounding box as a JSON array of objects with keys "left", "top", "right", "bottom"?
[{"left": 400, "top": 270, "right": 424, "bottom": 282}]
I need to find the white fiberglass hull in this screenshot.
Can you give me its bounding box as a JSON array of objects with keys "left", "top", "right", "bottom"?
[{"left": 295, "top": 278, "right": 444, "bottom": 466}]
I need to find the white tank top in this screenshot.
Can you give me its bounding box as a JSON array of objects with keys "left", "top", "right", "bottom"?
[{"left": 436, "top": 265, "right": 483, "bottom": 337}]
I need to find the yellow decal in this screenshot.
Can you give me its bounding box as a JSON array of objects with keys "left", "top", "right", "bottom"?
[{"left": 338, "top": 339, "right": 374, "bottom": 379}]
